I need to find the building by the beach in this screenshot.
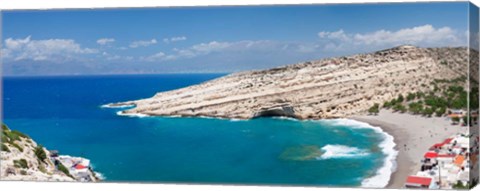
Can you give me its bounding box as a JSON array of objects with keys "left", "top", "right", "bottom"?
[{"left": 404, "top": 130, "right": 478, "bottom": 189}]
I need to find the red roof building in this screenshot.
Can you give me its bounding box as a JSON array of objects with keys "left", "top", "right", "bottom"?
[
  {"left": 405, "top": 176, "right": 432, "bottom": 188},
  {"left": 424, "top": 152, "right": 438, "bottom": 159},
  {"left": 429, "top": 143, "right": 445, "bottom": 150},
  {"left": 75, "top": 164, "right": 87, "bottom": 170},
  {"left": 437, "top": 154, "right": 456, "bottom": 158}
]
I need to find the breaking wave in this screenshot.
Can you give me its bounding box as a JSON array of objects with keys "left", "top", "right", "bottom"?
[
  {"left": 317, "top": 144, "right": 370, "bottom": 159},
  {"left": 321, "top": 118, "right": 398, "bottom": 188}
]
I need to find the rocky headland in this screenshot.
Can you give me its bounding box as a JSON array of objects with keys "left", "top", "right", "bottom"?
[{"left": 108, "top": 45, "right": 472, "bottom": 119}]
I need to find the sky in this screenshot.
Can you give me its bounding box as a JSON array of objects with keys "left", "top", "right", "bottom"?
[{"left": 1, "top": 2, "right": 473, "bottom": 76}]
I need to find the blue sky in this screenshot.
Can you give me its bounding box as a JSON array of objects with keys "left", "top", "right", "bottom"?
[{"left": 1, "top": 2, "right": 471, "bottom": 76}]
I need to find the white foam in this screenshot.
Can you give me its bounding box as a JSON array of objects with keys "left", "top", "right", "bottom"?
[
  {"left": 321, "top": 118, "right": 398, "bottom": 188},
  {"left": 94, "top": 172, "right": 105, "bottom": 180},
  {"left": 116, "top": 111, "right": 150, "bottom": 118},
  {"left": 229, "top": 118, "right": 248, "bottom": 122},
  {"left": 197, "top": 116, "right": 217, "bottom": 120},
  {"left": 272, "top": 116, "right": 299, "bottom": 121},
  {"left": 318, "top": 144, "right": 370, "bottom": 159},
  {"left": 100, "top": 104, "right": 135, "bottom": 108}
]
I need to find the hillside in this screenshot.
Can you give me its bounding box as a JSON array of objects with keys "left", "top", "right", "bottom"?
[
  {"left": 108, "top": 45, "right": 472, "bottom": 119},
  {"left": 0, "top": 124, "right": 100, "bottom": 182}
]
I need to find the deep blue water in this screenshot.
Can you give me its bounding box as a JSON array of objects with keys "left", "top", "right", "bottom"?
[{"left": 2, "top": 74, "right": 391, "bottom": 187}]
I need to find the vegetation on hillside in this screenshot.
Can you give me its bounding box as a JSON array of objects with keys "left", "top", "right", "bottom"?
[
  {"left": 1, "top": 124, "right": 29, "bottom": 152},
  {"left": 34, "top": 145, "right": 48, "bottom": 163},
  {"left": 379, "top": 76, "right": 470, "bottom": 118},
  {"left": 369, "top": 75, "right": 478, "bottom": 125},
  {"left": 368, "top": 103, "right": 380, "bottom": 115},
  {"left": 57, "top": 161, "right": 74, "bottom": 179},
  {"left": 13, "top": 159, "right": 29, "bottom": 169}
]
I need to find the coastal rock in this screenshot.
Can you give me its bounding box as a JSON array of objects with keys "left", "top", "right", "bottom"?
[
  {"left": 0, "top": 124, "right": 100, "bottom": 182},
  {"left": 110, "top": 46, "right": 471, "bottom": 119}
]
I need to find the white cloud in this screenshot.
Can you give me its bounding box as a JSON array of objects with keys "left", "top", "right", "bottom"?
[
  {"left": 317, "top": 25, "right": 466, "bottom": 51},
  {"left": 141, "top": 52, "right": 167, "bottom": 62},
  {"left": 129, "top": 39, "right": 157, "bottom": 48},
  {"left": 101, "top": 51, "right": 134, "bottom": 61},
  {"left": 96, "top": 38, "right": 115, "bottom": 45},
  {"left": 163, "top": 36, "right": 187, "bottom": 43},
  {"left": 353, "top": 25, "right": 459, "bottom": 46},
  {"left": 2, "top": 36, "right": 98, "bottom": 62},
  {"left": 318, "top": 29, "right": 350, "bottom": 42},
  {"left": 141, "top": 40, "right": 315, "bottom": 62}
]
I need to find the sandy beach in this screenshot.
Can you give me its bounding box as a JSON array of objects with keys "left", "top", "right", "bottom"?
[{"left": 351, "top": 110, "right": 467, "bottom": 189}]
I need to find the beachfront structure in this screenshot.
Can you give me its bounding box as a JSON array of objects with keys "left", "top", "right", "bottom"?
[
  {"left": 448, "top": 109, "right": 467, "bottom": 125},
  {"left": 406, "top": 131, "right": 477, "bottom": 189},
  {"left": 56, "top": 155, "right": 94, "bottom": 181},
  {"left": 405, "top": 176, "right": 435, "bottom": 189}
]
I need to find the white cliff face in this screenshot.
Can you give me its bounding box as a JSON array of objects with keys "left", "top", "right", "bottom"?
[
  {"left": 112, "top": 46, "right": 469, "bottom": 119},
  {"left": 1, "top": 125, "right": 99, "bottom": 182}
]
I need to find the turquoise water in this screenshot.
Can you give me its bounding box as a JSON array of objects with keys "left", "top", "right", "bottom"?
[{"left": 2, "top": 74, "right": 394, "bottom": 187}]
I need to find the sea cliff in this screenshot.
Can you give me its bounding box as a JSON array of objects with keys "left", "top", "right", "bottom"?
[{"left": 108, "top": 45, "right": 471, "bottom": 119}]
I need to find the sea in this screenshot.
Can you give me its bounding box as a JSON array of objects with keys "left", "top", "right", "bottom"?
[{"left": 2, "top": 74, "right": 397, "bottom": 188}]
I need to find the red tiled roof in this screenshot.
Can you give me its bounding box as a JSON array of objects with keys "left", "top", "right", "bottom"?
[
  {"left": 75, "top": 164, "right": 87, "bottom": 170},
  {"left": 424, "top": 152, "right": 438, "bottom": 158},
  {"left": 443, "top": 138, "right": 453, "bottom": 144},
  {"left": 437, "top": 154, "right": 456, "bottom": 158},
  {"left": 406, "top": 176, "right": 432, "bottom": 186}
]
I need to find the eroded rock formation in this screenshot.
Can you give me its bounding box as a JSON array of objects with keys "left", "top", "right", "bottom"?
[{"left": 109, "top": 45, "right": 470, "bottom": 119}]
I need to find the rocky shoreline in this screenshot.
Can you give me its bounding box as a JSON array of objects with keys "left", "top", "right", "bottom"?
[{"left": 1, "top": 124, "right": 101, "bottom": 182}]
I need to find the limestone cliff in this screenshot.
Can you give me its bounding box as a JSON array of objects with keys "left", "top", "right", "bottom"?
[
  {"left": 0, "top": 124, "right": 100, "bottom": 182},
  {"left": 109, "top": 45, "right": 470, "bottom": 119}
]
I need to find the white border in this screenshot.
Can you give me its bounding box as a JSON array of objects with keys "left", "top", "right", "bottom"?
[
  {"left": 1, "top": 0, "right": 480, "bottom": 191},
  {"left": 0, "top": 0, "right": 475, "bottom": 10}
]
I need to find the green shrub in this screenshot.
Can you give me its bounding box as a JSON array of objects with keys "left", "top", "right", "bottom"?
[
  {"left": 10, "top": 130, "right": 29, "bottom": 139},
  {"left": 2, "top": 124, "right": 31, "bottom": 143},
  {"left": 423, "top": 107, "right": 434, "bottom": 117},
  {"left": 11, "top": 142, "right": 24, "bottom": 152},
  {"left": 453, "top": 180, "right": 468, "bottom": 189},
  {"left": 1, "top": 133, "right": 8, "bottom": 143},
  {"left": 368, "top": 103, "right": 380, "bottom": 115},
  {"left": 397, "top": 94, "right": 404, "bottom": 103},
  {"left": 416, "top": 92, "right": 425, "bottom": 99},
  {"left": 408, "top": 102, "right": 424, "bottom": 114},
  {"left": 383, "top": 101, "right": 391, "bottom": 108},
  {"left": 4, "top": 131, "right": 21, "bottom": 142},
  {"left": 57, "top": 162, "right": 73, "bottom": 179},
  {"left": 13, "top": 159, "right": 29, "bottom": 169},
  {"left": 390, "top": 98, "right": 397, "bottom": 106},
  {"left": 393, "top": 103, "right": 406, "bottom": 113},
  {"left": 406, "top": 92, "right": 416, "bottom": 101},
  {"left": 1, "top": 143, "right": 10, "bottom": 152},
  {"left": 34, "top": 145, "right": 47, "bottom": 163},
  {"left": 436, "top": 107, "right": 446, "bottom": 117},
  {"left": 448, "top": 85, "right": 465, "bottom": 93}
]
